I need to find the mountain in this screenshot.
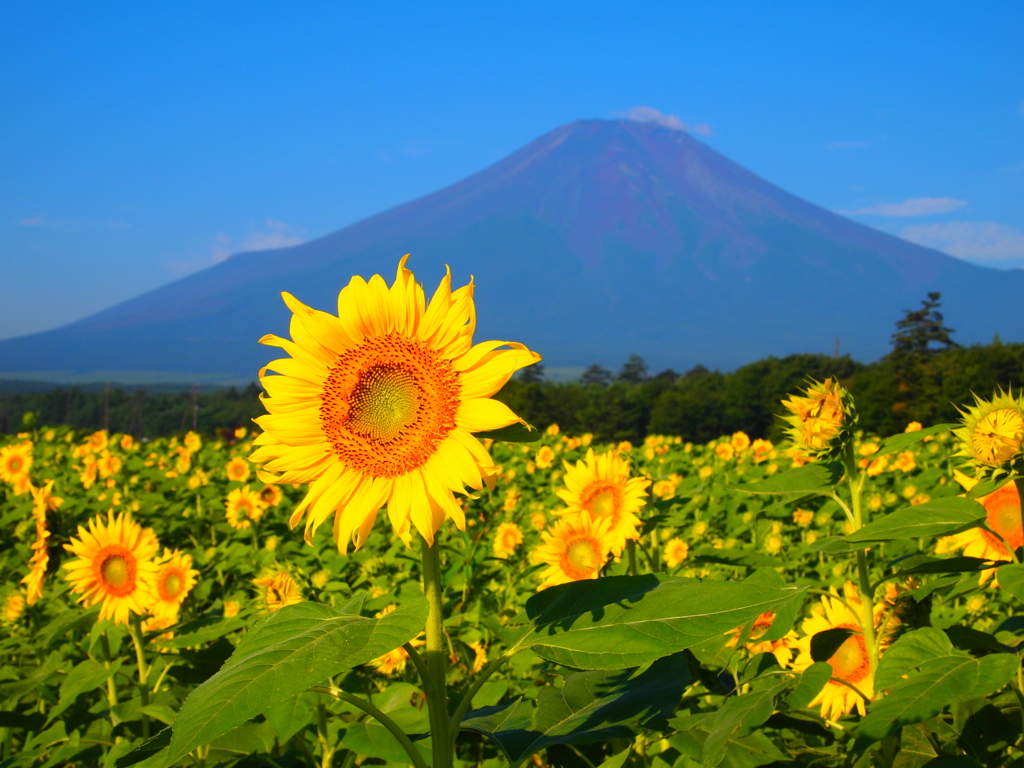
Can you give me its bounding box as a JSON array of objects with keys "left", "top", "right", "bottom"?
[{"left": 1, "top": 118, "right": 1020, "bottom": 382}]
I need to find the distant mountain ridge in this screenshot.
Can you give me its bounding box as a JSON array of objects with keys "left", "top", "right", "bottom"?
[{"left": 1, "top": 118, "right": 1020, "bottom": 381}]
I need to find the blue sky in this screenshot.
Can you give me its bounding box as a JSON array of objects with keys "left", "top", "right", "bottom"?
[{"left": 2, "top": 1, "right": 1022, "bottom": 340}]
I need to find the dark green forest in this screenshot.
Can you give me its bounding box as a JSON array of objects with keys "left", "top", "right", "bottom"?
[{"left": 2, "top": 295, "right": 1021, "bottom": 443}]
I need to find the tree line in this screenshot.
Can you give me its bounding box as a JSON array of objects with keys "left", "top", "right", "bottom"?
[{"left": 2, "top": 294, "right": 1020, "bottom": 443}]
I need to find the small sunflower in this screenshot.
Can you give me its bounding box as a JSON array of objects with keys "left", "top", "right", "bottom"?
[
  {"left": 781, "top": 378, "right": 856, "bottom": 461},
  {"left": 468, "top": 640, "right": 488, "bottom": 672},
  {"left": 63, "top": 511, "right": 160, "bottom": 625},
  {"left": 183, "top": 431, "right": 202, "bottom": 452},
  {"left": 3, "top": 593, "right": 26, "bottom": 624},
  {"left": 87, "top": 431, "right": 108, "bottom": 453},
  {"left": 368, "top": 606, "right": 423, "bottom": 674},
  {"left": 225, "top": 485, "right": 266, "bottom": 530},
  {"left": 955, "top": 390, "right": 1024, "bottom": 476},
  {"left": 663, "top": 538, "right": 690, "bottom": 568},
  {"left": 726, "top": 611, "right": 797, "bottom": 668},
  {"left": 371, "top": 646, "right": 413, "bottom": 676},
  {"left": 226, "top": 457, "right": 251, "bottom": 483},
  {"left": 146, "top": 549, "right": 199, "bottom": 620},
  {"left": 21, "top": 481, "right": 58, "bottom": 605},
  {"left": 0, "top": 442, "right": 33, "bottom": 484},
  {"left": 258, "top": 484, "right": 283, "bottom": 507},
  {"left": 250, "top": 257, "right": 539, "bottom": 553},
  {"left": 731, "top": 431, "right": 751, "bottom": 451},
  {"left": 96, "top": 451, "right": 122, "bottom": 479},
  {"left": 252, "top": 570, "right": 303, "bottom": 613},
  {"left": 535, "top": 512, "right": 615, "bottom": 590},
  {"left": 554, "top": 448, "right": 649, "bottom": 555},
  {"left": 940, "top": 470, "right": 1021, "bottom": 583},
  {"left": 492, "top": 522, "right": 523, "bottom": 559}
]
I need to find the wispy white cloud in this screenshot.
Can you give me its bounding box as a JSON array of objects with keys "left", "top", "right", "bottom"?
[
  {"left": 900, "top": 221, "right": 1024, "bottom": 265},
  {"left": 619, "top": 106, "right": 688, "bottom": 132},
  {"left": 693, "top": 123, "right": 713, "bottom": 136},
  {"left": 168, "top": 220, "right": 305, "bottom": 277},
  {"left": 19, "top": 216, "right": 43, "bottom": 226},
  {"left": 845, "top": 197, "right": 968, "bottom": 217},
  {"left": 210, "top": 219, "right": 305, "bottom": 263},
  {"left": 826, "top": 141, "right": 868, "bottom": 151}
]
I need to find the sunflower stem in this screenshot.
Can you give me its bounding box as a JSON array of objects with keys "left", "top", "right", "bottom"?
[
  {"left": 309, "top": 687, "right": 426, "bottom": 768},
  {"left": 844, "top": 440, "right": 879, "bottom": 684},
  {"left": 128, "top": 617, "right": 151, "bottom": 738},
  {"left": 627, "top": 539, "right": 638, "bottom": 576},
  {"left": 448, "top": 648, "right": 527, "bottom": 750},
  {"left": 421, "top": 535, "right": 452, "bottom": 768},
  {"left": 316, "top": 702, "right": 334, "bottom": 768}
]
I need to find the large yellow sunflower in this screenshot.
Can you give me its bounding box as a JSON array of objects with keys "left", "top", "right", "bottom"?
[
  {"left": 792, "top": 582, "right": 899, "bottom": 723},
  {"left": 940, "top": 470, "right": 1021, "bottom": 583},
  {"left": 553, "top": 448, "right": 649, "bottom": 555},
  {"left": 534, "top": 512, "right": 615, "bottom": 590},
  {"left": 146, "top": 549, "right": 199, "bottom": 620},
  {"left": 251, "top": 257, "right": 540, "bottom": 552},
  {"left": 0, "top": 442, "right": 33, "bottom": 484},
  {"left": 63, "top": 511, "right": 159, "bottom": 625}
]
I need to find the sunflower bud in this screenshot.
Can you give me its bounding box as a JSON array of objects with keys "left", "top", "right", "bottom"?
[
  {"left": 780, "top": 377, "right": 857, "bottom": 461},
  {"left": 955, "top": 390, "right": 1024, "bottom": 475}
]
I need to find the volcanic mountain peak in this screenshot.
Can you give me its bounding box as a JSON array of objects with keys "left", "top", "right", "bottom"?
[{"left": 1, "top": 118, "right": 1019, "bottom": 382}]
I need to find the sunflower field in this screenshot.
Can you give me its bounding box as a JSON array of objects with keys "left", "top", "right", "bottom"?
[{"left": 3, "top": 261, "right": 1024, "bottom": 768}]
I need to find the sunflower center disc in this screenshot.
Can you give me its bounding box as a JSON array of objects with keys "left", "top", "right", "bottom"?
[
  {"left": 101, "top": 556, "right": 130, "bottom": 588},
  {"left": 320, "top": 334, "right": 461, "bottom": 478},
  {"left": 565, "top": 539, "right": 600, "bottom": 576},
  {"left": 164, "top": 573, "right": 182, "bottom": 597},
  {"left": 348, "top": 364, "right": 421, "bottom": 443},
  {"left": 829, "top": 634, "right": 869, "bottom": 684},
  {"left": 587, "top": 489, "right": 617, "bottom": 519}
]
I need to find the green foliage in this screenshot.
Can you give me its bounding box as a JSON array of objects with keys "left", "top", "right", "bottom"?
[
  {"left": 522, "top": 575, "right": 806, "bottom": 670},
  {"left": 464, "top": 653, "right": 689, "bottom": 766},
  {"left": 855, "top": 629, "right": 1019, "bottom": 749},
  {"left": 845, "top": 497, "right": 988, "bottom": 542},
  {"left": 166, "top": 598, "right": 429, "bottom": 763}
]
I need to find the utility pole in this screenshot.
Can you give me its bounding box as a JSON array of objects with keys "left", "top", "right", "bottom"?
[
  {"left": 191, "top": 383, "right": 199, "bottom": 432},
  {"left": 103, "top": 382, "right": 110, "bottom": 432},
  {"left": 833, "top": 336, "right": 840, "bottom": 359}
]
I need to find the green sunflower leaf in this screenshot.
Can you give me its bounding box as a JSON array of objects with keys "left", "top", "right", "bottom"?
[
  {"left": 164, "top": 597, "right": 428, "bottom": 766},
  {"left": 732, "top": 463, "right": 842, "bottom": 496},
  {"left": 844, "top": 497, "right": 987, "bottom": 542},
  {"left": 461, "top": 653, "right": 690, "bottom": 767},
  {"left": 872, "top": 423, "right": 956, "bottom": 459},
  {"left": 855, "top": 628, "right": 1019, "bottom": 749},
  {"left": 521, "top": 574, "right": 807, "bottom": 670}
]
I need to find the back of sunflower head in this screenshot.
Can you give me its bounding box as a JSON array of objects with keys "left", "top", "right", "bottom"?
[{"left": 780, "top": 377, "right": 857, "bottom": 462}]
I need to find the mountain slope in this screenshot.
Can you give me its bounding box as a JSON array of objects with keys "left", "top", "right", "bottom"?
[{"left": 1, "top": 119, "right": 1019, "bottom": 380}]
